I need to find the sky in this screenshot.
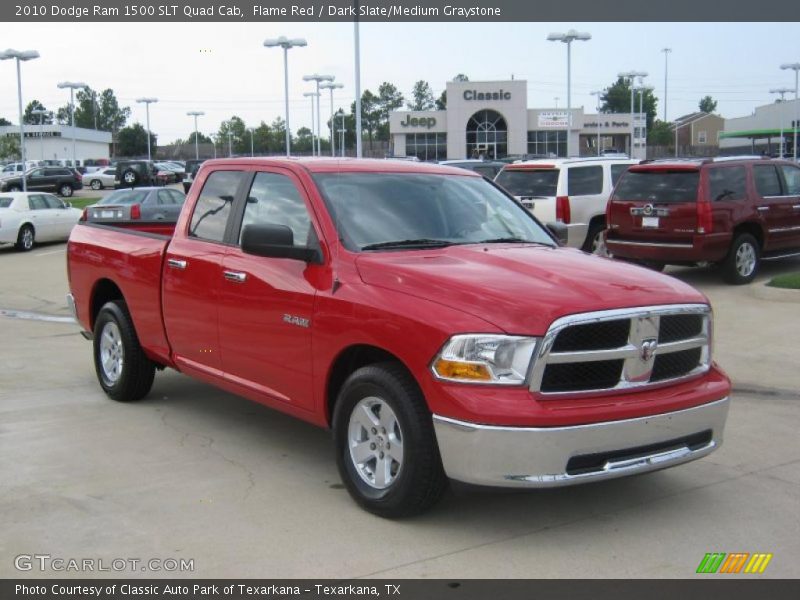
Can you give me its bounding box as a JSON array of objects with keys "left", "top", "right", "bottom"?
[{"left": 2, "top": 21, "right": 800, "bottom": 144}]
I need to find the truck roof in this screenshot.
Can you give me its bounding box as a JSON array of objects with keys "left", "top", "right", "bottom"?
[{"left": 198, "top": 157, "right": 480, "bottom": 177}]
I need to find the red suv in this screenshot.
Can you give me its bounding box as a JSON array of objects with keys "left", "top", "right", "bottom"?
[{"left": 605, "top": 157, "right": 800, "bottom": 284}]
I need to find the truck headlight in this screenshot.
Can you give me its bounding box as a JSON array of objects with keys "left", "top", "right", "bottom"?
[{"left": 432, "top": 334, "right": 538, "bottom": 385}]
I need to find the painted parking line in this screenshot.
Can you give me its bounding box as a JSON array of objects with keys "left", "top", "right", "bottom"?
[
  {"left": 0, "top": 308, "right": 75, "bottom": 323},
  {"left": 33, "top": 248, "right": 66, "bottom": 257}
]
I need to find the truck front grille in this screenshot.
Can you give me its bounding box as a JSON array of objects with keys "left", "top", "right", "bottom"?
[{"left": 531, "top": 305, "right": 711, "bottom": 395}]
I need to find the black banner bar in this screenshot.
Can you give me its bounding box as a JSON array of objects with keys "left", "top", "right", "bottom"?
[{"left": 3, "top": 0, "right": 800, "bottom": 22}]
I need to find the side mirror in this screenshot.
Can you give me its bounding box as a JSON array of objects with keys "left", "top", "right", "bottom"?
[
  {"left": 63, "top": 201, "right": 72, "bottom": 209},
  {"left": 545, "top": 221, "right": 569, "bottom": 246},
  {"left": 241, "top": 223, "right": 321, "bottom": 263}
]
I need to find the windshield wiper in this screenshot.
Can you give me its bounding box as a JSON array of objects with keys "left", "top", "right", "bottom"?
[
  {"left": 476, "top": 237, "right": 540, "bottom": 244},
  {"left": 361, "top": 238, "right": 455, "bottom": 251}
]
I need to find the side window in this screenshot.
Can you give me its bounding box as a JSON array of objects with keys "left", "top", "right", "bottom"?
[
  {"left": 29, "top": 169, "right": 44, "bottom": 178},
  {"left": 708, "top": 167, "right": 747, "bottom": 202},
  {"left": 779, "top": 165, "right": 800, "bottom": 195},
  {"left": 188, "top": 170, "right": 244, "bottom": 242},
  {"left": 239, "top": 172, "right": 312, "bottom": 247},
  {"left": 567, "top": 166, "right": 603, "bottom": 195},
  {"left": 28, "top": 195, "right": 47, "bottom": 210},
  {"left": 43, "top": 194, "right": 64, "bottom": 209},
  {"left": 168, "top": 189, "right": 185, "bottom": 204},
  {"left": 610, "top": 164, "right": 631, "bottom": 186},
  {"left": 753, "top": 165, "right": 783, "bottom": 197},
  {"left": 157, "top": 190, "right": 174, "bottom": 205}
]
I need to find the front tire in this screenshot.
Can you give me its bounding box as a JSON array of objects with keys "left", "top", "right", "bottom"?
[
  {"left": 90, "top": 179, "right": 102, "bottom": 190},
  {"left": 59, "top": 184, "right": 74, "bottom": 197},
  {"left": 332, "top": 363, "right": 447, "bottom": 518},
  {"left": 93, "top": 301, "right": 155, "bottom": 402},
  {"left": 722, "top": 233, "right": 759, "bottom": 285},
  {"left": 15, "top": 224, "right": 35, "bottom": 251},
  {"left": 122, "top": 169, "right": 139, "bottom": 186}
]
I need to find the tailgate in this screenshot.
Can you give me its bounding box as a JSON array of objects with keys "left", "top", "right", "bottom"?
[
  {"left": 608, "top": 169, "right": 700, "bottom": 243},
  {"left": 495, "top": 166, "right": 559, "bottom": 220}
]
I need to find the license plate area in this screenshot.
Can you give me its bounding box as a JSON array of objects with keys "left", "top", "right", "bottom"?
[{"left": 642, "top": 216, "right": 659, "bottom": 228}]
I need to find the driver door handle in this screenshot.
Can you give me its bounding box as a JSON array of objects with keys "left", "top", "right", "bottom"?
[
  {"left": 167, "top": 258, "right": 187, "bottom": 270},
  {"left": 223, "top": 270, "right": 247, "bottom": 283}
]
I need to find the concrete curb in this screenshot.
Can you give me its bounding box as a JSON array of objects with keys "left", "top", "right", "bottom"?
[{"left": 749, "top": 281, "right": 800, "bottom": 303}]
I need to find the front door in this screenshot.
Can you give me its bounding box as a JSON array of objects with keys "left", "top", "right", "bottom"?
[{"left": 218, "top": 169, "right": 320, "bottom": 410}]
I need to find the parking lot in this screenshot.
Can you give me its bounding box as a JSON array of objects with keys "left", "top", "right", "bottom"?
[{"left": 0, "top": 243, "right": 798, "bottom": 579}]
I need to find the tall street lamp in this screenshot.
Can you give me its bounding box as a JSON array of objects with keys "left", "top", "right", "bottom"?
[
  {"left": 31, "top": 108, "right": 49, "bottom": 160},
  {"left": 57, "top": 81, "right": 88, "bottom": 169},
  {"left": 662, "top": 48, "right": 672, "bottom": 122},
  {"left": 264, "top": 36, "right": 307, "bottom": 157},
  {"left": 547, "top": 29, "right": 591, "bottom": 158},
  {"left": 338, "top": 111, "right": 347, "bottom": 157},
  {"left": 590, "top": 90, "right": 602, "bottom": 156},
  {"left": 186, "top": 111, "right": 204, "bottom": 159},
  {"left": 354, "top": 14, "right": 362, "bottom": 158},
  {"left": 303, "top": 92, "right": 320, "bottom": 156},
  {"left": 780, "top": 62, "right": 800, "bottom": 161},
  {"left": 770, "top": 88, "right": 793, "bottom": 157},
  {"left": 0, "top": 50, "right": 39, "bottom": 191},
  {"left": 135, "top": 97, "right": 158, "bottom": 161},
  {"left": 619, "top": 70, "right": 648, "bottom": 157},
  {"left": 303, "top": 74, "right": 334, "bottom": 156},
  {"left": 320, "top": 81, "right": 344, "bottom": 157},
  {"left": 249, "top": 128, "right": 255, "bottom": 157},
  {"left": 636, "top": 83, "right": 654, "bottom": 159}
]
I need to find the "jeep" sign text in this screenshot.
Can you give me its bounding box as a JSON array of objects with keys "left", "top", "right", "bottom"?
[{"left": 399, "top": 114, "right": 437, "bottom": 129}]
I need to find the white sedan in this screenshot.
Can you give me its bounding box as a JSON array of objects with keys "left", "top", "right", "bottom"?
[
  {"left": 0, "top": 192, "right": 83, "bottom": 251},
  {"left": 84, "top": 167, "right": 118, "bottom": 190}
]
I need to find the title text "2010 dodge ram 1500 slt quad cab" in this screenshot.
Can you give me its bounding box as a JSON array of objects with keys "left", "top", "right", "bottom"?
[{"left": 67, "top": 158, "right": 731, "bottom": 517}]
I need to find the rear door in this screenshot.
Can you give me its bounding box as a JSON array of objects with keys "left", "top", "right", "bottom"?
[
  {"left": 608, "top": 167, "right": 700, "bottom": 243},
  {"left": 42, "top": 193, "right": 75, "bottom": 239},
  {"left": 706, "top": 164, "right": 748, "bottom": 235},
  {"left": 218, "top": 169, "right": 319, "bottom": 410},
  {"left": 162, "top": 169, "right": 249, "bottom": 379},
  {"left": 26, "top": 194, "right": 56, "bottom": 239},
  {"left": 753, "top": 163, "right": 795, "bottom": 250}
]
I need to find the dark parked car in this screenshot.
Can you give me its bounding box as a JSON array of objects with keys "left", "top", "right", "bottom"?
[
  {"left": 115, "top": 160, "right": 159, "bottom": 188},
  {"left": 86, "top": 187, "right": 186, "bottom": 222},
  {"left": 606, "top": 156, "right": 800, "bottom": 284},
  {"left": 0, "top": 167, "right": 83, "bottom": 197}
]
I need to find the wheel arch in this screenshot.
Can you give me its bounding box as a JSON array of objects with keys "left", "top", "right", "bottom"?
[
  {"left": 732, "top": 221, "right": 764, "bottom": 250},
  {"left": 325, "top": 344, "right": 419, "bottom": 428},
  {"left": 90, "top": 278, "right": 125, "bottom": 331}
]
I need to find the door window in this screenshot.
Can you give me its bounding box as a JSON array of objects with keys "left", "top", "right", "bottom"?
[
  {"left": 239, "top": 172, "right": 312, "bottom": 247},
  {"left": 753, "top": 165, "right": 783, "bottom": 197},
  {"left": 188, "top": 170, "right": 245, "bottom": 242},
  {"left": 158, "top": 190, "right": 176, "bottom": 205},
  {"left": 779, "top": 164, "right": 800, "bottom": 195},
  {"left": 43, "top": 194, "right": 65, "bottom": 209},
  {"left": 610, "top": 164, "right": 631, "bottom": 186},
  {"left": 708, "top": 166, "right": 747, "bottom": 202},
  {"left": 567, "top": 166, "right": 603, "bottom": 195},
  {"left": 28, "top": 195, "right": 47, "bottom": 210}
]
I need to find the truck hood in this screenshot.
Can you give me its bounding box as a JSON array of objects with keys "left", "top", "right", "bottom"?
[{"left": 355, "top": 244, "right": 707, "bottom": 334}]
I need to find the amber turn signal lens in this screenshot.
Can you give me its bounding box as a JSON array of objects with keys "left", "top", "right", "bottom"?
[{"left": 433, "top": 359, "right": 492, "bottom": 381}]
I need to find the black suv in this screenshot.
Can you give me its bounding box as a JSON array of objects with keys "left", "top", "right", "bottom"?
[
  {"left": 0, "top": 167, "right": 83, "bottom": 197},
  {"left": 115, "top": 160, "right": 159, "bottom": 188}
]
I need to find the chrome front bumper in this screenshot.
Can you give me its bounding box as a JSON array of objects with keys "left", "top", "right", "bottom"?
[{"left": 432, "top": 397, "right": 729, "bottom": 488}]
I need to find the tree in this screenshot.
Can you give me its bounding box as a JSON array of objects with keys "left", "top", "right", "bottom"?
[
  {"left": 354, "top": 90, "right": 381, "bottom": 147},
  {"left": 408, "top": 80, "right": 435, "bottom": 111},
  {"left": 269, "top": 117, "right": 287, "bottom": 153},
  {"left": 435, "top": 90, "right": 447, "bottom": 111},
  {"left": 453, "top": 73, "right": 469, "bottom": 82},
  {"left": 600, "top": 76, "right": 658, "bottom": 130},
  {"left": 188, "top": 131, "right": 212, "bottom": 144},
  {"left": 647, "top": 120, "right": 673, "bottom": 146},
  {"left": 251, "top": 121, "right": 271, "bottom": 155},
  {"left": 0, "top": 117, "right": 11, "bottom": 126},
  {"left": 23, "top": 100, "right": 52, "bottom": 125},
  {"left": 375, "top": 82, "right": 404, "bottom": 141},
  {"left": 216, "top": 116, "right": 248, "bottom": 156},
  {"left": 293, "top": 126, "right": 314, "bottom": 153},
  {"left": 0, "top": 136, "right": 20, "bottom": 160},
  {"left": 699, "top": 96, "right": 718, "bottom": 113},
  {"left": 117, "top": 123, "right": 156, "bottom": 157}
]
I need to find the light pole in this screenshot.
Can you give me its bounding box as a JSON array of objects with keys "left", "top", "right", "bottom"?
[
  {"left": 320, "top": 81, "right": 344, "bottom": 157},
  {"left": 264, "top": 36, "right": 307, "bottom": 157},
  {"left": 303, "top": 74, "right": 334, "bottom": 156},
  {"left": 0, "top": 49, "right": 39, "bottom": 189},
  {"left": 662, "top": 48, "right": 672, "bottom": 122},
  {"left": 57, "top": 81, "right": 88, "bottom": 169},
  {"left": 339, "top": 111, "right": 346, "bottom": 157},
  {"left": 31, "top": 108, "right": 49, "bottom": 160},
  {"left": 547, "top": 29, "right": 591, "bottom": 158},
  {"left": 186, "top": 111, "right": 204, "bottom": 159},
  {"left": 249, "top": 128, "right": 255, "bottom": 157},
  {"left": 619, "top": 70, "right": 648, "bottom": 157},
  {"left": 135, "top": 97, "right": 158, "bottom": 161},
  {"left": 780, "top": 62, "right": 800, "bottom": 161},
  {"left": 354, "top": 12, "right": 362, "bottom": 158},
  {"left": 227, "top": 130, "right": 233, "bottom": 157},
  {"left": 636, "top": 83, "right": 653, "bottom": 159},
  {"left": 590, "top": 91, "right": 602, "bottom": 156},
  {"left": 303, "top": 92, "right": 319, "bottom": 156},
  {"left": 770, "top": 88, "right": 793, "bottom": 157}
]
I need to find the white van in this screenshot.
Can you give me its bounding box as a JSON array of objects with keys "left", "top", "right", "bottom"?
[{"left": 494, "top": 157, "right": 639, "bottom": 254}]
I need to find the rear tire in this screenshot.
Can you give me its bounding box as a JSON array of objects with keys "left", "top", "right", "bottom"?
[
  {"left": 122, "top": 169, "right": 139, "bottom": 187},
  {"left": 90, "top": 179, "right": 102, "bottom": 190},
  {"left": 93, "top": 301, "right": 155, "bottom": 402},
  {"left": 582, "top": 221, "right": 610, "bottom": 256},
  {"left": 15, "top": 224, "right": 35, "bottom": 251},
  {"left": 332, "top": 362, "right": 447, "bottom": 518},
  {"left": 721, "top": 233, "right": 759, "bottom": 285}
]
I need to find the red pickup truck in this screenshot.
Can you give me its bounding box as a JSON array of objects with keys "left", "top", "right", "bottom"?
[{"left": 67, "top": 158, "right": 731, "bottom": 517}]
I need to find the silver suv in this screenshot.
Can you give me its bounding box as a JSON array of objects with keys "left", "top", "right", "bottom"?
[{"left": 494, "top": 157, "right": 639, "bottom": 254}]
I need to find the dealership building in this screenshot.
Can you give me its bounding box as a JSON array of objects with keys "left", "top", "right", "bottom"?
[
  {"left": 389, "top": 79, "right": 646, "bottom": 161},
  {"left": 0, "top": 124, "right": 112, "bottom": 161},
  {"left": 720, "top": 98, "right": 799, "bottom": 156}
]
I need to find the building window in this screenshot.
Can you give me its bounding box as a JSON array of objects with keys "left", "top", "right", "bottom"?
[
  {"left": 466, "top": 110, "right": 507, "bottom": 159},
  {"left": 527, "top": 130, "right": 566, "bottom": 157},
  {"left": 406, "top": 133, "right": 447, "bottom": 161},
  {"left": 698, "top": 130, "right": 707, "bottom": 144}
]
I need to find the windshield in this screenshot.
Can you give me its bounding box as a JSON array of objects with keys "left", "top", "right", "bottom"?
[
  {"left": 612, "top": 170, "right": 700, "bottom": 204},
  {"left": 313, "top": 173, "right": 555, "bottom": 251},
  {"left": 99, "top": 190, "right": 150, "bottom": 205},
  {"left": 495, "top": 168, "right": 559, "bottom": 197}
]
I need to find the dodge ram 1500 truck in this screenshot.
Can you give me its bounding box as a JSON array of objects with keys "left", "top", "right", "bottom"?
[{"left": 67, "top": 158, "right": 731, "bottom": 517}]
